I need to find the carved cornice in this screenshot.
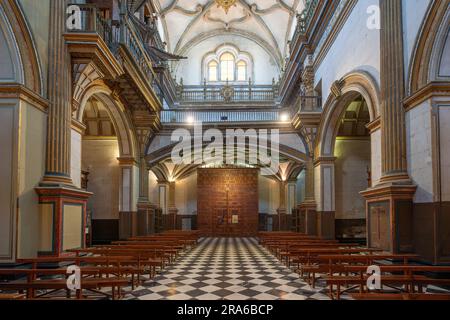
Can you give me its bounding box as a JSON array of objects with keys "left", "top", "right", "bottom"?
[
  {"left": 404, "top": 82, "right": 450, "bottom": 111},
  {"left": 64, "top": 33, "right": 124, "bottom": 79},
  {"left": 117, "top": 156, "right": 139, "bottom": 166},
  {"left": 71, "top": 118, "right": 86, "bottom": 135},
  {"left": 360, "top": 184, "right": 417, "bottom": 200},
  {"left": 366, "top": 116, "right": 381, "bottom": 133},
  {"left": 0, "top": 83, "right": 48, "bottom": 112},
  {"left": 313, "top": 156, "right": 336, "bottom": 167}
]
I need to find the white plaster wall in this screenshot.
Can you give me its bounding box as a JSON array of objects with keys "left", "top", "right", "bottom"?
[
  {"left": 148, "top": 170, "right": 159, "bottom": 204},
  {"left": 334, "top": 139, "right": 371, "bottom": 219},
  {"left": 279, "top": 133, "right": 307, "bottom": 154},
  {"left": 17, "top": 103, "right": 46, "bottom": 258},
  {"left": 439, "top": 105, "right": 450, "bottom": 201},
  {"left": 402, "top": 0, "right": 431, "bottom": 82},
  {"left": 314, "top": 165, "right": 322, "bottom": 211},
  {"left": 370, "top": 129, "right": 382, "bottom": 186},
  {"left": 314, "top": 164, "right": 335, "bottom": 212},
  {"left": 18, "top": 0, "right": 50, "bottom": 94},
  {"left": 314, "top": 0, "right": 381, "bottom": 101},
  {"left": 259, "top": 176, "right": 279, "bottom": 215},
  {"left": 175, "top": 173, "right": 197, "bottom": 215},
  {"left": 406, "top": 101, "right": 434, "bottom": 203},
  {"left": 132, "top": 165, "right": 139, "bottom": 212},
  {"left": 438, "top": 31, "right": 450, "bottom": 77},
  {"left": 70, "top": 129, "right": 82, "bottom": 188},
  {"left": 0, "top": 103, "right": 15, "bottom": 260},
  {"left": 82, "top": 139, "right": 120, "bottom": 219},
  {"left": 296, "top": 170, "right": 306, "bottom": 205},
  {"left": 0, "top": 22, "right": 15, "bottom": 82},
  {"left": 174, "top": 35, "right": 279, "bottom": 85},
  {"left": 147, "top": 134, "right": 173, "bottom": 155}
]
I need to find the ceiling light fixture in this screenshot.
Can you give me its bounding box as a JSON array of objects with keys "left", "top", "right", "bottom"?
[{"left": 215, "top": 0, "right": 237, "bottom": 14}]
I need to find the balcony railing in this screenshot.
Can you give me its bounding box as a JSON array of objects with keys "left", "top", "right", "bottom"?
[
  {"left": 293, "top": 0, "right": 320, "bottom": 39},
  {"left": 177, "top": 84, "right": 278, "bottom": 104},
  {"left": 161, "top": 110, "right": 284, "bottom": 123},
  {"left": 290, "top": 95, "right": 323, "bottom": 117},
  {"left": 66, "top": 4, "right": 163, "bottom": 103}
]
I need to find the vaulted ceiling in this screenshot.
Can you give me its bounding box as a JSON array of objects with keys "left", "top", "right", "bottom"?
[{"left": 154, "top": 0, "right": 305, "bottom": 66}]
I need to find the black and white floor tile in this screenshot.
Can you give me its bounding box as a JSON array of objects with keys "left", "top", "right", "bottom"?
[{"left": 129, "top": 237, "right": 331, "bottom": 300}]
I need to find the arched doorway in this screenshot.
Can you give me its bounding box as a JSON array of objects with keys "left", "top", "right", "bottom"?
[
  {"left": 81, "top": 96, "right": 121, "bottom": 245},
  {"left": 334, "top": 95, "right": 371, "bottom": 242},
  {"left": 72, "top": 90, "right": 139, "bottom": 245}
]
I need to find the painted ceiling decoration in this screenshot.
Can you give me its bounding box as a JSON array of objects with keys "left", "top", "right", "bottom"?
[
  {"left": 154, "top": 0, "right": 306, "bottom": 68},
  {"left": 215, "top": 0, "right": 238, "bottom": 14}
]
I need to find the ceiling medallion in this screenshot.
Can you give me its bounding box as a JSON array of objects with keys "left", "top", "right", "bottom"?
[{"left": 215, "top": 0, "right": 237, "bottom": 14}]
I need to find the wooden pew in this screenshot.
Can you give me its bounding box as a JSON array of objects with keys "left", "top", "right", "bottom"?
[
  {"left": 0, "top": 268, "right": 129, "bottom": 300},
  {"left": 323, "top": 262, "right": 450, "bottom": 299},
  {"left": 297, "top": 254, "right": 418, "bottom": 288},
  {"left": 351, "top": 293, "right": 450, "bottom": 300}
]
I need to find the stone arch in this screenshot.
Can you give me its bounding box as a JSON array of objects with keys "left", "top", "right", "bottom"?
[
  {"left": 408, "top": 0, "right": 450, "bottom": 94},
  {"left": 316, "top": 71, "right": 381, "bottom": 158},
  {"left": 76, "top": 84, "right": 138, "bottom": 160},
  {"left": 146, "top": 138, "right": 308, "bottom": 168},
  {"left": 0, "top": 0, "right": 42, "bottom": 94}
]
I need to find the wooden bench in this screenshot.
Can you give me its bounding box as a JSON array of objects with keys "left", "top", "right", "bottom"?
[
  {"left": 351, "top": 293, "right": 450, "bottom": 300},
  {"left": 295, "top": 254, "right": 418, "bottom": 288},
  {"left": 325, "top": 274, "right": 450, "bottom": 300},
  {"left": 0, "top": 293, "right": 26, "bottom": 300},
  {"left": 0, "top": 268, "right": 129, "bottom": 300}
]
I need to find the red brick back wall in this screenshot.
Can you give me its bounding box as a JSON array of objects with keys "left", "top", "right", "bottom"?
[{"left": 197, "top": 168, "right": 259, "bottom": 237}]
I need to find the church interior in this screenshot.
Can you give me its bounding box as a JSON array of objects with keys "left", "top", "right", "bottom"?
[{"left": 0, "top": 0, "right": 450, "bottom": 301}]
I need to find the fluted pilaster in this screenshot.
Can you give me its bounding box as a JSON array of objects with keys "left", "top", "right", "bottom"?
[
  {"left": 304, "top": 158, "right": 315, "bottom": 201},
  {"left": 380, "top": 0, "right": 409, "bottom": 182},
  {"left": 43, "top": 0, "right": 72, "bottom": 185}
]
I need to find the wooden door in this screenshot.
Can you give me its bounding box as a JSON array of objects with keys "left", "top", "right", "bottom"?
[{"left": 197, "top": 168, "right": 259, "bottom": 237}]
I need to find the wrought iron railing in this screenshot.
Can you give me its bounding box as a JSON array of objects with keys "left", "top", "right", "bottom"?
[
  {"left": 177, "top": 84, "right": 278, "bottom": 103},
  {"left": 293, "top": 0, "right": 320, "bottom": 39},
  {"left": 66, "top": 4, "right": 163, "bottom": 103},
  {"left": 161, "top": 110, "right": 284, "bottom": 123}
]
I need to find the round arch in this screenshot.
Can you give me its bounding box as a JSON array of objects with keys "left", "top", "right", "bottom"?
[
  {"left": 316, "top": 71, "right": 381, "bottom": 158},
  {"left": 146, "top": 139, "right": 308, "bottom": 168},
  {"left": 0, "top": 0, "right": 42, "bottom": 94},
  {"left": 408, "top": 0, "right": 450, "bottom": 94},
  {"left": 76, "top": 84, "right": 138, "bottom": 160}
]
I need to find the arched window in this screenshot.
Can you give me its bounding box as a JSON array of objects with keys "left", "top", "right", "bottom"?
[
  {"left": 220, "top": 53, "right": 235, "bottom": 81},
  {"left": 237, "top": 60, "right": 247, "bottom": 81},
  {"left": 208, "top": 61, "right": 218, "bottom": 81}
]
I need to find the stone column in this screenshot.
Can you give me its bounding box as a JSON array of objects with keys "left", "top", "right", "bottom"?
[
  {"left": 314, "top": 157, "right": 336, "bottom": 239},
  {"left": 42, "top": 0, "right": 72, "bottom": 185},
  {"left": 277, "top": 180, "right": 287, "bottom": 231},
  {"left": 117, "top": 157, "right": 139, "bottom": 239},
  {"left": 167, "top": 181, "right": 179, "bottom": 230},
  {"left": 379, "top": 0, "right": 409, "bottom": 183},
  {"left": 361, "top": 0, "right": 416, "bottom": 253},
  {"left": 35, "top": 0, "right": 92, "bottom": 257},
  {"left": 136, "top": 160, "right": 156, "bottom": 236},
  {"left": 299, "top": 158, "right": 317, "bottom": 235}
]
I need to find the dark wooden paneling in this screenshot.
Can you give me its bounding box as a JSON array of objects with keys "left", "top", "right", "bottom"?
[
  {"left": 197, "top": 168, "right": 258, "bottom": 237},
  {"left": 92, "top": 219, "right": 119, "bottom": 244},
  {"left": 396, "top": 200, "right": 414, "bottom": 253},
  {"left": 368, "top": 201, "right": 390, "bottom": 251},
  {"left": 335, "top": 219, "right": 366, "bottom": 240}
]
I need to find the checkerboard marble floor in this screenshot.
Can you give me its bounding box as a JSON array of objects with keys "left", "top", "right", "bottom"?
[{"left": 129, "top": 237, "right": 332, "bottom": 300}]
